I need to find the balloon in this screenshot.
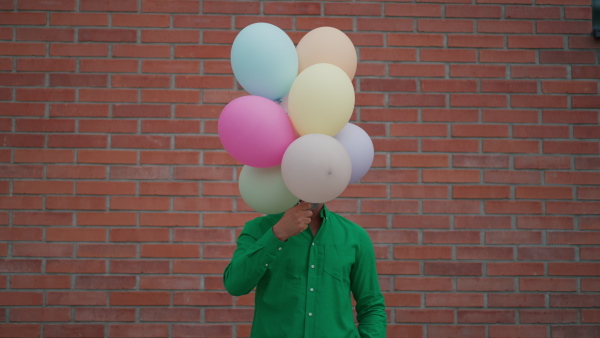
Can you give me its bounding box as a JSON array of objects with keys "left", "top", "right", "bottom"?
[
  {"left": 218, "top": 95, "right": 296, "bottom": 168},
  {"left": 296, "top": 27, "right": 357, "bottom": 80},
  {"left": 281, "top": 134, "right": 351, "bottom": 203},
  {"left": 288, "top": 63, "right": 355, "bottom": 136},
  {"left": 334, "top": 124, "right": 374, "bottom": 184},
  {"left": 239, "top": 165, "right": 299, "bottom": 214},
  {"left": 231, "top": 22, "right": 298, "bottom": 101}
]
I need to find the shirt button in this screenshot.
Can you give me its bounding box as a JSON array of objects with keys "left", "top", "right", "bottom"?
[
  {"left": 311, "top": 265, "right": 315, "bottom": 269},
  {"left": 310, "top": 288, "right": 314, "bottom": 292},
  {"left": 308, "top": 312, "right": 313, "bottom": 316},
  {"left": 312, "top": 242, "right": 315, "bottom": 246},
  {"left": 265, "top": 264, "right": 268, "bottom": 267},
  {"left": 278, "top": 247, "right": 282, "bottom": 250}
]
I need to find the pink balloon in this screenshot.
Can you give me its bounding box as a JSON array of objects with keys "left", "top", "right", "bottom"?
[{"left": 218, "top": 95, "right": 297, "bottom": 168}]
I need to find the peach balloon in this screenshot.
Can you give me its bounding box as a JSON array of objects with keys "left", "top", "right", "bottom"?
[{"left": 296, "top": 27, "right": 357, "bottom": 80}]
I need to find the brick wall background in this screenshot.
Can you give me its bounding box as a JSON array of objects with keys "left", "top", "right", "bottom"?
[{"left": 1, "top": 0, "right": 599, "bottom": 337}]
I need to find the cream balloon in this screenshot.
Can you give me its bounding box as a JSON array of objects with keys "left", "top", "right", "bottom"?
[
  {"left": 296, "top": 26, "right": 357, "bottom": 80},
  {"left": 239, "top": 165, "right": 299, "bottom": 215},
  {"left": 281, "top": 134, "right": 351, "bottom": 203},
  {"left": 288, "top": 63, "right": 355, "bottom": 136}
]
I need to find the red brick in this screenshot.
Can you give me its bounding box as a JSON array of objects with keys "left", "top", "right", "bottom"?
[
  {"left": 142, "top": 243, "right": 200, "bottom": 258},
  {"left": 573, "top": 66, "right": 600, "bottom": 79},
  {"left": 453, "top": 186, "right": 510, "bottom": 199},
  {"left": 50, "top": 43, "right": 108, "bottom": 57},
  {"left": 489, "top": 325, "right": 547, "bottom": 338},
  {"left": 391, "top": 154, "right": 449, "bottom": 168},
  {"left": 541, "top": 50, "right": 596, "bottom": 64},
  {"left": 390, "top": 244, "right": 434, "bottom": 257},
  {"left": 522, "top": 278, "right": 577, "bottom": 292},
  {"left": 521, "top": 310, "right": 578, "bottom": 323},
  {"left": 10, "top": 275, "right": 70, "bottom": 290},
  {"left": 113, "top": 104, "right": 170, "bottom": 118},
  {"left": 480, "top": 50, "right": 536, "bottom": 63},
  {"left": 109, "top": 292, "right": 169, "bottom": 306},
  {"left": 451, "top": 94, "right": 507, "bottom": 107},
  {"left": 425, "top": 262, "right": 482, "bottom": 276},
  {"left": 46, "top": 165, "right": 106, "bottom": 179},
  {"left": 14, "top": 181, "right": 73, "bottom": 195},
  {"left": 11, "top": 308, "right": 70, "bottom": 322},
  {"left": 518, "top": 186, "right": 573, "bottom": 200},
  {"left": 428, "top": 325, "right": 485, "bottom": 338},
  {"left": 44, "top": 291, "right": 104, "bottom": 306},
  {"left": 423, "top": 200, "right": 480, "bottom": 214},
  {"left": 489, "top": 262, "right": 542, "bottom": 276},
  {"left": 78, "top": 244, "right": 136, "bottom": 258},
  {"left": 544, "top": 141, "right": 599, "bottom": 155},
  {"left": 0, "top": 12, "right": 46, "bottom": 25},
  {"left": 75, "top": 308, "right": 136, "bottom": 322},
  {"left": 458, "top": 278, "right": 515, "bottom": 291},
  {"left": 17, "top": 28, "right": 74, "bottom": 42},
  {"left": 479, "top": 20, "right": 533, "bottom": 33},
  {"left": 394, "top": 277, "right": 452, "bottom": 291},
  {"left": 449, "top": 34, "right": 504, "bottom": 48},
  {"left": 395, "top": 309, "right": 453, "bottom": 323},
  {"left": 50, "top": 13, "right": 108, "bottom": 26},
  {"left": 551, "top": 325, "right": 600, "bottom": 338},
  {"left": 0, "top": 73, "right": 44, "bottom": 86},
  {"left": 46, "top": 260, "right": 105, "bottom": 274},
  {"left": 489, "top": 294, "right": 545, "bottom": 308},
  {"left": 140, "top": 151, "right": 198, "bottom": 165},
  {"left": 512, "top": 65, "right": 568, "bottom": 78},
  {"left": 44, "top": 324, "right": 105, "bottom": 338},
  {"left": 0, "top": 42, "right": 45, "bottom": 56},
  {"left": 486, "top": 201, "right": 542, "bottom": 214},
  {"left": 173, "top": 325, "right": 232, "bottom": 338},
  {"left": 111, "top": 135, "right": 170, "bottom": 149},
  {"left": 18, "top": 0, "right": 75, "bottom": 10},
  {"left": 506, "top": 5, "right": 561, "bottom": 19},
  {"left": 550, "top": 263, "right": 600, "bottom": 276},
  {"left": 426, "top": 293, "right": 484, "bottom": 308},
  {"left": 358, "top": 18, "right": 412, "bottom": 32},
  {"left": 11, "top": 212, "right": 71, "bottom": 227},
  {"left": 486, "top": 231, "right": 543, "bottom": 245},
  {"left": 519, "top": 247, "right": 575, "bottom": 261},
  {"left": 81, "top": 0, "right": 137, "bottom": 11},
  {"left": 544, "top": 80, "right": 598, "bottom": 94},
  {"left": 173, "top": 15, "right": 231, "bottom": 28},
  {"left": 140, "top": 276, "right": 201, "bottom": 290},
  {"left": 392, "top": 215, "right": 450, "bottom": 229},
  {"left": 203, "top": 1, "right": 259, "bottom": 14},
  {"left": 0, "top": 291, "right": 43, "bottom": 305},
  {"left": 112, "top": 14, "right": 170, "bottom": 28},
  {"left": 483, "top": 170, "right": 537, "bottom": 185},
  {"left": 422, "top": 170, "right": 480, "bottom": 183},
  {"left": 110, "top": 260, "right": 169, "bottom": 274},
  {"left": 418, "top": 19, "right": 474, "bottom": 32},
  {"left": 360, "top": 47, "right": 416, "bottom": 62},
  {"left": 0, "top": 164, "right": 43, "bottom": 178},
  {"left": 79, "top": 29, "right": 136, "bottom": 42},
  {"left": 142, "top": 0, "right": 199, "bottom": 13},
  {"left": 139, "top": 182, "right": 198, "bottom": 196},
  {"left": 109, "top": 229, "right": 168, "bottom": 243},
  {"left": 17, "top": 88, "right": 76, "bottom": 102},
  {"left": 76, "top": 276, "right": 135, "bottom": 290},
  {"left": 0, "top": 196, "right": 43, "bottom": 210},
  {"left": 49, "top": 103, "right": 109, "bottom": 117},
  {"left": 484, "top": 140, "right": 540, "bottom": 154},
  {"left": 457, "top": 246, "right": 513, "bottom": 260},
  {"left": 141, "top": 29, "right": 199, "bottom": 43},
  {"left": 455, "top": 216, "right": 511, "bottom": 229},
  {"left": 50, "top": 74, "right": 108, "bottom": 87}
]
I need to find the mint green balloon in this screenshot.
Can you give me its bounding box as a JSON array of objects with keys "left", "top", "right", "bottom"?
[
  {"left": 239, "top": 165, "right": 299, "bottom": 215},
  {"left": 231, "top": 23, "right": 298, "bottom": 101}
]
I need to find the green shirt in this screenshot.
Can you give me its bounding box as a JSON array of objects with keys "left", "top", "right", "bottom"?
[{"left": 223, "top": 205, "right": 386, "bottom": 338}]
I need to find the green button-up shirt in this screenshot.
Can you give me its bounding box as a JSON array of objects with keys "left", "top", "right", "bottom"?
[{"left": 223, "top": 205, "right": 386, "bottom": 338}]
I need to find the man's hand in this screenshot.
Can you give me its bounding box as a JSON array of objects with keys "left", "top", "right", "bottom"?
[{"left": 272, "top": 202, "right": 312, "bottom": 242}]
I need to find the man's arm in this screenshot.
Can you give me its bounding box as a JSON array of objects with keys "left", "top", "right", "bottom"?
[
  {"left": 350, "top": 231, "right": 387, "bottom": 338},
  {"left": 223, "top": 222, "right": 286, "bottom": 296},
  {"left": 223, "top": 203, "right": 312, "bottom": 296}
]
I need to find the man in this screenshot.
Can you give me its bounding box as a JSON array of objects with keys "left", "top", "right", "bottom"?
[{"left": 223, "top": 201, "right": 387, "bottom": 337}]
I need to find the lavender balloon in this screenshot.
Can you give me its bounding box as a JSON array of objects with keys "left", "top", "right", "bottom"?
[{"left": 333, "top": 123, "right": 374, "bottom": 183}]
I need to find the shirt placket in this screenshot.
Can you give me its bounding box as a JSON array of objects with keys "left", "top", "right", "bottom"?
[
  {"left": 303, "top": 211, "right": 328, "bottom": 338},
  {"left": 304, "top": 237, "right": 318, "bottom": 337}
]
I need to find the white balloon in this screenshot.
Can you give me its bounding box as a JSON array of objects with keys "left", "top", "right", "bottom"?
[
  {"left": 239, "top": 165, "right": 299, "bottom": 214},
  {"left": 281, "top": 134, "right": 351, "bottom": 203},
  {"left": 334, "top": 123, "right": 374, "bottom": 184}
]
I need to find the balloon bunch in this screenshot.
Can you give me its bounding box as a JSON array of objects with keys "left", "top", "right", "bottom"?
[{"left": 218, "top": 23, "right": 374, "bottom": 214}]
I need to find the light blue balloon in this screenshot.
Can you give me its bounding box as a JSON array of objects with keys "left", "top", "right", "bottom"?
[{"left": 231, "top": 23, "right": 298, "bottom": 101}]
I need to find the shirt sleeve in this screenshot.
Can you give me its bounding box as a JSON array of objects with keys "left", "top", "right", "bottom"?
[
  {"left": 350, "top": 230, "right": 387, "bottom": 338},
  {"left": 223, "top": 221, "right": 286, "bottom": 296}
]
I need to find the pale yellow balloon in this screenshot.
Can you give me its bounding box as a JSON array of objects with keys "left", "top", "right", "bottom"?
[
  {"left": 296, "top": 27, "right": 357, "bottom": 80},
  {"left": 288, "top": 63, "right": 355, "bottom": 136}
]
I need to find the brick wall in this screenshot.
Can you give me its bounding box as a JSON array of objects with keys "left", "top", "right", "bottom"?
[{"left": 1, "top": 0, "right": 599, "bottom": 337}]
